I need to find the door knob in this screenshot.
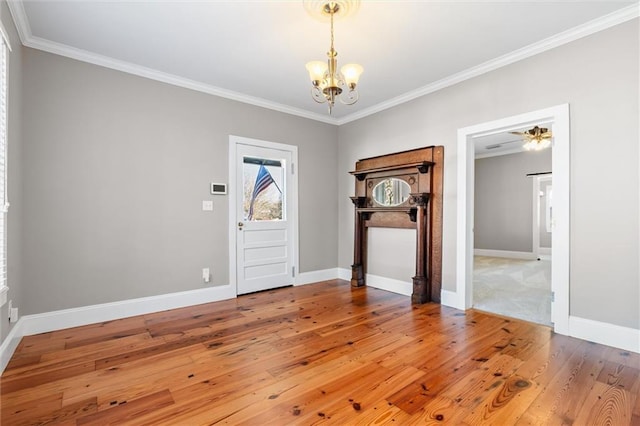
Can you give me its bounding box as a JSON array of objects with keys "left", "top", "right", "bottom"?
[{"left": 238, "top": 222, "right": 244, "bottom": 229}]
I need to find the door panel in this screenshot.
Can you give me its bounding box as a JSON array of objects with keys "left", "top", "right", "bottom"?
[{"left": 236, "top": 142, "right": 294, "bottom": 294}]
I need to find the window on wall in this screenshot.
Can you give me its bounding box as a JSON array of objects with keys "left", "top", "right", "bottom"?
[{"left": 0, "top": 25, "right": 10, "bottom": 303}]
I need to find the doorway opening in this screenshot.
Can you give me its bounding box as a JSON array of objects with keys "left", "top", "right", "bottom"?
[
  {"left": 456, "top": 104, "right": 569, "bottom": 335},
  {"left": 471, "top": 140, "right": 553, "bottom": 326}
]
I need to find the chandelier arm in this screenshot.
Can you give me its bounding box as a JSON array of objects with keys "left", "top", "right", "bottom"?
[{"left": 310, "top": 86, "right": 327, "bottom": 104}]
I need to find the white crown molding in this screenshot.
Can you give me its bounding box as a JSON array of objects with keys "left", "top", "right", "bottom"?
[
  {"left": 335, "top": 3, "right": 640, "bottom": 125},
  {"left": 6, "top": 0, "right": 29, "bottom": 46},
  {"left": 6, "top": 0, "right": 338, "bottom": 125},
  {"left": 6, "top": 1, "right": 639, "bottom": 127},
  {"left": 27, "top": 36, "right": 339, "bottom": 125}
]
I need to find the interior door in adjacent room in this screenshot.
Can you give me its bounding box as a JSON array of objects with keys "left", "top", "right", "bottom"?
[{"left": 233, "top": 138, "right": 297, "bottom": 295}]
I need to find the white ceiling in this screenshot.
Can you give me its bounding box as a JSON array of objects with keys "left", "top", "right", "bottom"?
[
  {"left": 7, "top": 1, "right": 639, "bottom": 125},
  {"left": 473, "top": 127, "right": 531, "bottom": 158}
]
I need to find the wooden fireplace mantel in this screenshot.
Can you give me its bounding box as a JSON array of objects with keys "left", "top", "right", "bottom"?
[{"left": 349, "top": 146, "right": 444, "bottom": 304}]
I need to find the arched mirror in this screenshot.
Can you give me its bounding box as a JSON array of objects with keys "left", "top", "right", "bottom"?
[{"left": 372, "top": 178, "right": 411, "bottom": 206}]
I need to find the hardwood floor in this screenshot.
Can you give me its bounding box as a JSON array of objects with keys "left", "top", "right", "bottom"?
[{"left": 2, "top": 280, "right": 639, "bottom": 425}]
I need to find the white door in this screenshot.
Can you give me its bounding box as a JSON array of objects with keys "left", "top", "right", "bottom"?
[{"left": 233, "top": 138, "right": 297, "bottom": 295}]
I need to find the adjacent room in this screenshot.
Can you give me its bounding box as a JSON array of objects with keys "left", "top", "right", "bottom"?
[
  {"left": 0, "top": 0, "right": 638, "bottom": 424},
  {"left": 472, "top": 128, "right": 553, "bottom": 326}
]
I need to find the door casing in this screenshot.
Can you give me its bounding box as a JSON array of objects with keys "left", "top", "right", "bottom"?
[{"left": 456, "top": 104, "right": 570, "bottom": 335}]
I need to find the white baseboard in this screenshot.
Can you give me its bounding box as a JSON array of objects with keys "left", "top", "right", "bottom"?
[
  {"left": 338, "top": 267, "right": 351, "bottom": 281},
  {"left": 337, "top": 268, "right": 413, "bottom": 296},
  {"left": 366, "top": 274, "right": 412, "bottom": 297},
  {"left": 569, "top": 316, "right": 639, "bottom": 354},
  {"left": 474, "top": 249, "right": 537, "bottom": 260},
  {"left": 295, "top": 268, "right": 340, "bottom": 286},
  {"left": 440, "top": 290, "right": 463, "bottom": 310},
  {"left": 0, "top": 319, "right": 25, "bottom": 373},
  {"left": 4, "top": 274, "right": 636, "bottom": 375},
  {"left": 0, "top": 284, "right": 236, "bottom": 374}
]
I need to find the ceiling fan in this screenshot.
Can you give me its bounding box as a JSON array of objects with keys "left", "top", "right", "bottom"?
[{"left": 510, "top": 125, "right": 552, "bottom": 151}]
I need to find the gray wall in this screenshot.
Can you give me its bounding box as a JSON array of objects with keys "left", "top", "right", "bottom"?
[
  {"left": 21, "top": 49, "right": 338, "bottom": 315},
  {"left": 338, "top": 19, "right": 639, "bottom": 329},
  {"left": 1, "top": 1, "right": 22, "bottom": 342},
  {"left": 474, "top": 150, "right": 552, "bottom": 252}
]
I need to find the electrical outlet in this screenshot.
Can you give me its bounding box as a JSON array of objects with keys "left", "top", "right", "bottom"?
[
  {"left": 9, "top": 307, "right": 18, "bottom": 323},
  {"left": 202, "top": 268, "right": 210, "bottom": 283}
]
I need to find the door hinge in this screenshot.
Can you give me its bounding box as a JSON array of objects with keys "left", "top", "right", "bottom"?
[
  {"left": 291, "top": 162, "right": 295, "bottom": 174},
  {"left": 292, "top": 266, "right": 296, "bottom": 277},
  {"left": 551, "top": 291, "right": 555, "bottom": 302}
]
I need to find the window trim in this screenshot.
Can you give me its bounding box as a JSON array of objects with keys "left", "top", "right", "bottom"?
[{"left": 0, "top": 19, "right": 10, "bottom": 307}]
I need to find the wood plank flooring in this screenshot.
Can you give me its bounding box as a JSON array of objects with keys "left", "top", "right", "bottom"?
[{"left": 2, "top": 279, "right": 639, "bottom": 425}]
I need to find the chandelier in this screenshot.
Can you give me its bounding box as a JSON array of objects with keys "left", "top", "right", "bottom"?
[{"left": 305, "top": 1, "right": 363, "bottom": 114}]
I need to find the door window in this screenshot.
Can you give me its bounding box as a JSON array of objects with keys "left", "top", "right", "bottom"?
[{"left": 242, "top": 157, "right": 284, "bottom": 221}]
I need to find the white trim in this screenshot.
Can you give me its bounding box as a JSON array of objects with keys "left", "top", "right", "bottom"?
[
  {"left": 228, "top": 135, "right": 299, "bottom": 296},
  {"left": 569, "top": 316, "right": 640, "bottom": 354},
  {"left": 473, "top": 249, "right": 537, "bottom": 260},
  {"left": 0, "top": 285, "right": 7, "bottom": 307},
  {"left": 457, "top": 104, "right": 570, "bottom": 335},
  {"left": 366, "top": 274, "right": 412, "bottom": 297},
  {"left": 440, "top": 290, "right": 463, "bottom": 310},
  {"left": 0, "top": 17, "right": 12, "bottom": 52},
  {"left": 0, "top": 284, "right": 236, "bottom": 373},
  {"left": 6, "top": 0, "right": 335, "bottom": 125},
  {"left": 2, "top": 273, "right": 637, "bottom": 374},
  {"left": 533, "top": 175, "right": 553, "bottom": 257},
  {"left": 532, "top": 177, "right": 540, "bottom": 259},
  {"left": 20, "top": 285, "right": 236, "bottom": 337},
  {"left": 295, "top": 268, "right": 340, "bottom": 286},
  {"left": 6, "top": 0, "right": 637, "bottom": 126},
  {"left": 0, "top": 316, "right": 23, "bottom": 372},
  {"left": 337, "top": 267, "right": 415, "bottom": 296},
  {"left": 336, "top": 4, "right": 638, "bottom": 125},
  {"left": 338, "top": 267, "right": 351, "bottom": 281}
]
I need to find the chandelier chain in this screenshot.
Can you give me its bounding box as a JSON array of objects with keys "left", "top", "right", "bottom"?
[{"left": 330, "top": 5, "right": 335, "bottom": 52}]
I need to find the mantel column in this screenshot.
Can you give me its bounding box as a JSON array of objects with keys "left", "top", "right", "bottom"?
[
  {"left": 350, "top": 197, "right": 367, "bottom": 287},
  {"left": 410, "top": 193, "right": 430, "bottom": 303}
]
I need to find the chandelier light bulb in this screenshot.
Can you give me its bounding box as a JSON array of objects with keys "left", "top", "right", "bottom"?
[
  {"left": 341, "top": 63, "right": 363, "bottom": 89},
  {"left": 306, "top": 61, "right": 328, "bottom": 84}
]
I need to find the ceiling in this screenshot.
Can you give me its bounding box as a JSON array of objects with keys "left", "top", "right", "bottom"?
[
  {"left": 473, "top": 127, "right": 532, "bottom": 158},
  {"left": 7, "top": 1, "right": 639, "bottom": 125}
]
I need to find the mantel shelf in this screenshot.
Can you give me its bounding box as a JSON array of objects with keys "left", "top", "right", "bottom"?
[
  {"left": 349, "top": 161, "right": 435, "bottom": 180},
  {"left": 355, "top": 207, "right": 416, "bottom": 214}
]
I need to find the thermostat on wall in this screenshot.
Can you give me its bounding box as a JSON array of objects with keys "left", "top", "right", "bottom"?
[{"left": 210, "top": 183, "right": 227, "bottom": 195}]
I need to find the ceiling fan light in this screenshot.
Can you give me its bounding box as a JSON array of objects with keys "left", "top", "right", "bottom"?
[
  {"left": 341, "top": 63, "right": 363, "bottom": 88},
  {"left": 539, "top": 139, "right": 551, "bottom": 150},
  {"left": 306, "top": 61, "right": 328, "bottom": 84}
]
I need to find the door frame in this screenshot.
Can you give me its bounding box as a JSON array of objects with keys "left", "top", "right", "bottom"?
[
  {"left": 533, "top": 175, "right": 553, "bottom": 258},
  {"left": 228, "top": 135, "right": 299, "bottom": 295},
  {"left": 455, "top": 104, "right": 570, "bottom": 334}
]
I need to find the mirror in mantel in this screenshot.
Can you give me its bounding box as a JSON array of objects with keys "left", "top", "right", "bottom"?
[{"left": 372, "top": 178, "right": 411, "bottom": 207}]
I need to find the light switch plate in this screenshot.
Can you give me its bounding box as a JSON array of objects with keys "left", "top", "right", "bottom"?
[{"left": 202, "top": 200, "right": 214, "bottom": 211}]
